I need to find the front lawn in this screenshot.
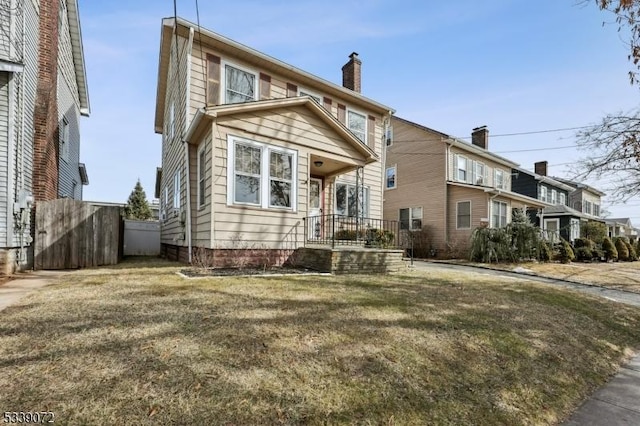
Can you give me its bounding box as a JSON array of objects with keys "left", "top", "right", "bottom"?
[{"left": 1, "top": 258, "right": 640, "bottom": 424}]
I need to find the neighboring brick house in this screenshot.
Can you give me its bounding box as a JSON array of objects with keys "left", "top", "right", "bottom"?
[
  {"left": 0, "top": 0, "right": 90, "bottom": 272},
  {"left": 154, "top": 17, "right": 393, "bottom": 266},
  {"left": 511, "top": 161, "right": 587, "bottom": 242},
  {"left": 383, "top": 117, "right": 548, "bottom": 256}
]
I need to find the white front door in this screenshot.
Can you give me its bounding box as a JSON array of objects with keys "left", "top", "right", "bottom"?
[{"left": 309, "top": 178, "right": 322, "bottom": 239}]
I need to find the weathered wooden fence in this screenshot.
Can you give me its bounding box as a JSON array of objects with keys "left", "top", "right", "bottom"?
[{"left": 34, "top": 198, "right": 122, "bottom": 270}]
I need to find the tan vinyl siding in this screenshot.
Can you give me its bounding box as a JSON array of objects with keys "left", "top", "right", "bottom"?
[
  {"left": 192, "top": 133, "right": 212, "bottom": 247},
  {"left": 448, "top": 146, "right": 512, "bottom": 190},
  {"left": 447, "top": 185, "right": 489, "bottom": 250},
  {"left": 383, "top": 118, "right": 447, "bottom": 251},
  {"left": 161, "top": 33, "right": 190, "bottom": 245}
]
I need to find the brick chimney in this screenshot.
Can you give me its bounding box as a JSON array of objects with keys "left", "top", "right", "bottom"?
[
  {"left": 534, "top": 161, "right": 548, "bottom": 176},
  {"left": 342, "top": 52, "right": 361, "bottom": 93},
  {"left": 471, "top": 126, "right": 489, "bottom": 150},
  {"left": 32, "top": 0, "right": 60, "bottom": 201}
]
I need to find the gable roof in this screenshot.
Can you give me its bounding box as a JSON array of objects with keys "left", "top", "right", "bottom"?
[
  {"left": 184, "top": 96, "right": 378, "bottom": 163},
  {"left": 512, "top": 167, "right": 576, "bottom": 192},
  {"left": 392, "top": 116, "right": 519, "bottom": 168},
  {"left": 66, "top": 0, "right": 90, "bottom": 116},
  {"left": 155, "top": 17, "right": 394, "bottom": 133},
  {"left": 551, "top": 177, "right": 606, "bottom": 197}
]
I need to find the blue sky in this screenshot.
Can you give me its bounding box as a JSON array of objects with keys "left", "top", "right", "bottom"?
[{"left": 77, "top": 0, "right": 640, "bottom": 221}]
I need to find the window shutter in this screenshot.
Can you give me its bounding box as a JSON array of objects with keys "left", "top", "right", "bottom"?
[
  {"left": 466, "top": 158, "right": 473, "bottom": 184},
  {"left": 453, "top": 154, "right": 459, "bottom": 181},
  {"left": 287, "top": 83, "right": 297, "bottom": 98},
  {"left": 337, "top": 104, "right": 346, "bottom": 124},
  {"left": 259, "top": 73, "right": 271, "bottom": 100},
  {"left": 323, "top": 96, "right": 332, "bottom": 112},
  {"left": 484, "top": 166, "right": 489, "bottom": 185},
  {"left": 206, "top": 54, "right": 221, "bottom": 106},
  {"left": 367, "top": 115, "right": 375, "bottom": 149}
]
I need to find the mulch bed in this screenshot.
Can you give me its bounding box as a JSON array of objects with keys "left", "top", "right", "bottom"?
[{"left": 180, "top": 266, "right": 321, "bottom": 277}]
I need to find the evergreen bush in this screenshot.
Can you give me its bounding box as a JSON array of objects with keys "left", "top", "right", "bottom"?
[
  {"left": 556, "top": 239, "right": 575, "bottom": 263},
  {"left": 615, "top": 237, "right": 630, "bottom": 261},
  {"left": 602, "top": 237, "right": 618, "bottom": 261}
]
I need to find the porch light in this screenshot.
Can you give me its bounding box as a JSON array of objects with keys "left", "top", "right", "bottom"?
[{"left": 314, "top": 160, "right": 324, "bottom": 167}]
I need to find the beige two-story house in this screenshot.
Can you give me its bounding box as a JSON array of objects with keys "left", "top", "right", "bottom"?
[
  {"left": 154, "top": 17, "right": 394, "bottom": 266},
  {"left": 383, "top": 117, "right": 549, "bottom": 256}
]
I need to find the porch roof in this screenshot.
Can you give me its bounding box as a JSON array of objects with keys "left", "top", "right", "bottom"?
[{"left": 184, "top": 96, "right": 379, "bottom": 164}]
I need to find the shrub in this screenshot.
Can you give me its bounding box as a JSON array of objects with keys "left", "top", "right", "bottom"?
[
  {"left": 602, "top": 237, "right": 618, "bottom": 261},
  {"left": 556, "top": 239, "right": 575, "bottom": 263},
  {"left": 470, "top": 227, "right": 512, "bottom": 263},
  {"left": 365, "top": 228, "right": 395, "bottom": 248},
  {"left": 574, "top": 246, "right": 593, "bottom": 262},
  {"left": 405, "top": 227, "right": 436, "bottom": 258},
  {"left": 637, "top": 239, "right": 640, "bottom": 258},
  {"left": 626, "top": 241, "right": 638, "bottom": 261},
  {"left": 538, "top": 240, "right": 551, "bottom": 262},
  {"left": 573, "top": 238, "right": 595, "bottom": 262},
  {"left": 615, "top": 237, "right": 630, "bottom": 261},
  {"left": 581, "top": 221, "right": 607, "bottom": 244}
]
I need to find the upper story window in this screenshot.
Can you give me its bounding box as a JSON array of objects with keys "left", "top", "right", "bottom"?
[
  {"left": 227, "top": 136, "right": 297, "bottom": 210},
  {"left": 551, "top": 189, "right": 557, "bottom": 204},
  {"left": 456, "top": 155, "right": 467, "bottom": 182},
  {"left": 540, "top": 186, "right": 548, "bottom": 202},
  {"left": 559, "top": 192, "right": 566, "bottom": 205},
  {"left": 385, "top": 166, "right": 396, "bottom": 189},
  {"left": 347, "top": 109, "right": 366, "bottom": 143},
  {"left": 385, "top": 126, "right": 393, "bottom": 147},
  {"left": 593, "top": 203, "right": 600, "bottom": 217},
  {"left": 474, "top": 162, "right": 485, "bottom": 185},
  {"left": 494, "top": 169, "right": 505, "bottom": 189},
  {"left": 584, "top": 200, "right": 592, "bottom": 215},
  {"left": 224, "top": 63, "right": 257, "bottom": 104}
]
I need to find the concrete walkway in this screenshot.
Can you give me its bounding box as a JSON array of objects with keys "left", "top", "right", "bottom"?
[
  {"left": 0, "top": 270, "right": 66, "bottom": 312},
  {"left": 410, "top": 260, "right": 640, "bottom": 425}
]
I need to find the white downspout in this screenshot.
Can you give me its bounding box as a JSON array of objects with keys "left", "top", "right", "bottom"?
[
  {"left": 184, "top": 27, "right": 194, "bottom": 263},
  {"left": 444, "top": 139, "right": 450, "bottom": 246},
  {"left": 7, "top": 76, "right": 15, "bottom": 249}
]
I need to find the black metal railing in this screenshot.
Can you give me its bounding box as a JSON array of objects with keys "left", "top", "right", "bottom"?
[{"left": 303, "top": 214, "right": 401, "bottom": 249}]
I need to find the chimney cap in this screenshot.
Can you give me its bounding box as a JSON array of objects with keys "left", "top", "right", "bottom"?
[
  {"left": 349, "top": 52, "right": 360, "bottom": 60},
  {"left": 472, "top": 125, "right": 488, "bottom": 132}
]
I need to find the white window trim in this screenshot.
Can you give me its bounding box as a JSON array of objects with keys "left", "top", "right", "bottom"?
[
  {"left": 399, "top": 206, "right": 423, "bottom": 231},
  {"left": 456, "top": 154, "right": 468, "bottom": 182},
  {"left": 385, "top": 165, "right": 397, "bottom": 190},
  {"left": 494, "top": 168, "right": 505, "bottom": 190},
  {"left": 220, "top": 60, "right": 259, "bottom": 104},
  {"left": 197, "top": 143, "right": 206, "bottom": 209},
  {"left": 474, "top": 162, "right": 485, "bottom": 185},
  {"left": 298, "top": 88, "right": 322, "bottom": 104},
  {"left": 551, "top": 189, "right": 557, "bottom": 204},
  {"left": 173, "top": 170, "right": 181, "bottom": 209},
  {"left": 570, "top": 218, "right": 580, "bottom": 242},
  {"left": 491, "top": 200, "right": 508, "bottom": 228},
  {"left": 543, "top": 218, "right": 560, "bottom": 241},
  {"left": 540, "top": 186, "right": 547, "bottom": 202},
  {"left": 559, "top": 192, "right": 566, "bottom": 206},
  {"left": 385, "top": 125, "right": 393, "bottom": 147},
  {"left": 226, "top": 135, "right": 298, "bottom": 211},
  {"left": 335, "top": 181, "right": 370, "bottom": 218},
  {"left": 346, "top": 107, "right": 367, "bottom": 145},
  {"left": 456, "top": 200, "right": 472, "bottom": 230}
]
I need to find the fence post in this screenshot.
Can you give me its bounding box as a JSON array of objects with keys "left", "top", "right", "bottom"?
[{"left": 332, "top": 215, "right": 336, "bottom": 249}]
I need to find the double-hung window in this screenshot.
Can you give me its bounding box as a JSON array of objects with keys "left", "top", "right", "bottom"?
[
  {"left": 457, "top": 201, "right": 471, "bottom": 229},
  {"left": 539, "top": 186, "right": 547, "bottom": 202},
  {"left": 224, "top": 63, "right": 256, "bottom": 104},
  {"left": 584, "top": 200, "right": 592, "bottom": 215},
  {"left": 494, "top": 169, "right": 505, "bottom": 189},
  {"left": 399, "top": 207, "right": 423, "bottom": 230},
  {"left": 551, "top": 189, "right": 557, "bottom": 204},
  {"left": 385, "top": 126, "right": 393, "bottom": 147},
  {"left": 347, "top": 110, "right": 367, "bottom": 143},
  {"left": 228, "top": 136, "right": 297, "bottom": 210},
  {"left": 456, "top": 155, "right": 467, "bottom": 182},
  {"left": 475, "top": 162, "right": 485, "bottom": 185},
  {"left": 491, "top": 200, "right": 507, "bottom": 228},
  {"left": 385, "top": 166, "right": 396, "bottom": 189},
  {"left": 559, "top": 192, "right": 566, "bottom": 205},
  {"left": 336, "top": 183, "right": 369, "bottom": 218},
  {"left": 594, "top": 204, "right": 600, "bottom": 217}
]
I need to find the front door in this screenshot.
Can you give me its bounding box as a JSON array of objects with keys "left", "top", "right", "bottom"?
[{"left": 309, "top": 178, "right": 323, "bottom": 239}]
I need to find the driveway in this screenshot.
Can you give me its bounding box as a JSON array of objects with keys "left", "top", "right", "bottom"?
[{"left": 411, "top": 261, "right": 640, "bottom": 308}]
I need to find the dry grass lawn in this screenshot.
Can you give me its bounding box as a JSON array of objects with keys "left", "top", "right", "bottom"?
[
  {"left": 482, "top": 261, "right": 640, "bottom": 293},
  {"left": 1, "top": 257, "right": 640, "bottom": 425}
]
